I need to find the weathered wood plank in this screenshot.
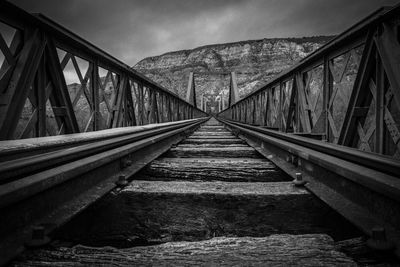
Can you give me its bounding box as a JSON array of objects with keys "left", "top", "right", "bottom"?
[
  {"left": 190, "top": 132, "right": 233, "bottom": 136},
  {"left": 50, "top": 181, "right": 358, "bottom": 247},
  {"left": 138, "top": 158, "right": 289, "bottom": 182},
  {"left": 200, "top": 125, "right": 224, "bottom": 128},
  {"left": 197, "top": 127, "right": 227, "bottom": 132},
  {"left": 180, "top": 138, "right": 246, "bottom": 144},
  {"left": 334, "top": 237, "right": 398, "bottom": 265},
  {"left": 177, "top": 143, "right": 248, "bottom": 148},
  {"left": 12, "top": 235, "right": 355, "bottom": 266},
  {"left": 186, "top": 135, "right": 239, "bottom": 139},
  {"left": 166, "top": 146, "right": 261, "bottom": 158}
]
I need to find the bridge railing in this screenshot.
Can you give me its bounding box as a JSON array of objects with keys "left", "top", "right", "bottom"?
[
  {"left": 219, "top": 5, "right": 400, "bottom": 160},
  {"left": 0, "top": 1, "right": 207, "bottom": 141}
]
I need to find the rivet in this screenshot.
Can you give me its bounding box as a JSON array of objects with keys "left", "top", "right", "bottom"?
[
  {"left": 293, "top": 172, "right": 307, "bottom": 187},
  {"left": 125, "top": 159, "right": 133, "bottom": 167},
  {"left": 115, "top": 174, "right": 129, "bottom": 187},
  {"left": 121, "top": 158, "right": 133, "bottom": 168}
]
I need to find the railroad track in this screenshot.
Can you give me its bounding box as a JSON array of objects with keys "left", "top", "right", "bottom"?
[
  {"left": 0, "top": 117, "right": 208, "bottom": 266},
  {"left": 9, "top": 117, "right": 399, "bottom": 266}
]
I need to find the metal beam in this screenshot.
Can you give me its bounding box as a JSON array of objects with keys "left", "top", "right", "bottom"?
[
  {"left": 0, "top": 2, "right": 208, "bottom": 140},
  {"left": 185, "top": 72, "right": 197, "bottom": 108},
  {"left": 218, "top": 117, "right": 400, "bottom": 256},
  {"left": 0, "top": 117, "right": 208, "bottom": 266},
  {"left": 228, "top": 71, "right": 240, "bottom": 107}
]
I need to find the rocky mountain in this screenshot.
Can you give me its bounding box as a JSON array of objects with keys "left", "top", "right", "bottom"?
[{"left": 133, "top": 36, "right": 334, "bottom": 109}]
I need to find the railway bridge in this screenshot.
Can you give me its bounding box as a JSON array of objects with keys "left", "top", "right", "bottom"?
[{"left": 0, "top": 1, "right": 400, "bottom": 266}]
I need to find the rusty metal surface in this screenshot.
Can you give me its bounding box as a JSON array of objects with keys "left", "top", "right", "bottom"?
[
  {"left": 219, "top": 4, "right": 400, "bottom": 161},
  {"left": 0, "top": 1, "right": 207, "bottom": 141},
  {"left": 0, "top": 117, "right": 208, "bottom": 266},
  {"left": 216, "top": 4, "right": 400, "bottom": 254},
  {"left": 218, "top": 117, "right": 400, "bottom": 257}
]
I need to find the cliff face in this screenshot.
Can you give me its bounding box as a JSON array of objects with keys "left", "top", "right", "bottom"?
[{"left": 133, "top": 36, "right": 333, "bottom": 109}]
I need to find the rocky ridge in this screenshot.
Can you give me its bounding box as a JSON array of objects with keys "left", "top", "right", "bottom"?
[{"left": 133, "top": 36, "right": 334, "bottom": 108}]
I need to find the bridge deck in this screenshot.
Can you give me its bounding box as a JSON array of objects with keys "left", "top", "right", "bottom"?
[{"left": 11, "top": 118, "right": 358, "bottom": 266}]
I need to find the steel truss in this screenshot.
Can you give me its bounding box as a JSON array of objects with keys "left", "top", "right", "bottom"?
[
  {"left": 220, "top": 6, "right": 400, "bottom": 159},
  {"left": 0, "top": 2, "right": 207, "bottom": 141}
]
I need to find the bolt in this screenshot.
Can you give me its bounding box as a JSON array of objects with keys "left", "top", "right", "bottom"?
[
  {"left": 366, "top": 227, "right": 395, "bottom": 251},
  {"left": 286, "top": 155, "right": 291, "bottom": 162},
  {"left": 115, "top": 174, "right": 129, "bottom": 187},
  {"left": 293, "top": 172, "right": 307, "bottom": 187},
  {"left": 25, "top": 225, "right": 50, "bottom": 248},
  {"left": 121, "top": 158, "right": 132, "bottom": 168}
]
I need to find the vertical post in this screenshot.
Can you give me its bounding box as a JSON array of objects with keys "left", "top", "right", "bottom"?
[
  {"left": 138, "top": 82, "right": 144, "bottom": 125},
  {"left": 160, "top": 93, "right": 164, "bottom": 123},
  {"left": 375, "top": 53, "right": 384, "bottom": 154},
  {"left": 221, "top": 91, "right": 225, "bottom": 110},
  {"left": 173, "top": 99, "right": 176, "bottom": 121},
  {"left": 200, "top": 94, "right": 204, "bottom": 111},
  {"left": 92, "top": 61, "right": 99, "bottom": 131},
  {"left": 323, "top": 56, "right": 332, "bottom": 141},
  {"left": 178, "top": 101, "right": 181, "bottom": 120},
  {"left": 167, "top": 97, "right": 172, "bottom": 122},
  {"left": 36, "top": 58, "right": 46, "bottom": 137},
  {"left": 150, "top": 89, "right": 158, "bottom": 123},
  {"left": 112, "top": 75, "right": 127, "bottom": 128},
  {"left": 261, "top": 91, "right": 266, "bottom": 127},
  {"left": 277, "top": 82, "right": 283, "bottom": 130},
  {"left": 185, "top": 72, "right": 197, "bottom": 107},
  {"left": 228, "top": 71, "right": 240, "bottom": 107}
]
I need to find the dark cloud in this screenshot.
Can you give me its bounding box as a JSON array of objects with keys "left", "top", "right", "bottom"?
[{"left": 9, "top": 0, "right": 400, "bottom": 65}]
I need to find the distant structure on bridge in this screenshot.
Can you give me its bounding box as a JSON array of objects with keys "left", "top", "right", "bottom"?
[{"left": 185, "top": 71, "right": 240, "bottom": 114}]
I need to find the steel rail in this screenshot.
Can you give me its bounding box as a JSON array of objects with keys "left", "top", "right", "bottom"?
[
  {"left": 0, "top": 117, "right": 208, "bottom": 266},
  {"left": 218, "top": 118, "right": 400, "bottom": 177},
  {"left": 0, "top": 120, "right": 203, "bottom": 161},
  {"left": 0, "top": 118, "right": 207, "bottom": 207},
  {"left": 218, "top": 117, "right": 400, "bottom": 199},
  {"left": 0, "top": 119, "right": 206, "bottom": 181},
  {"left": 217, "top": 117, "right": 400, "bottom": 255}
]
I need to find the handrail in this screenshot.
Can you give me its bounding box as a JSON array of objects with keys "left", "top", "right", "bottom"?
[
  {"left": 225, "top": 5, "right": 396, "bottom": 104},
  {"left": 219, "top": 3, "right": 400, "bottom": 160},
  {"left": 0, "top": 1, "right": 208, "bottom": 140}
]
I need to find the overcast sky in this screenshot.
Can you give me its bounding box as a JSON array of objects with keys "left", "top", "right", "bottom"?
[{"left": 11, "top": 0, "right": 400, "bottom": 66}]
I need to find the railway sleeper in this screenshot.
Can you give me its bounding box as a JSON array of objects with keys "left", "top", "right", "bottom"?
[{"left": 11, "top": 118, "right": 398, "bottom": 266}]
